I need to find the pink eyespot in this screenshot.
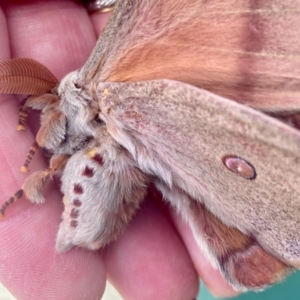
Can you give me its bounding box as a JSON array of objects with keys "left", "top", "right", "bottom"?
[{"left": 223, "top": 155, "right": 256, "bottom": 179}]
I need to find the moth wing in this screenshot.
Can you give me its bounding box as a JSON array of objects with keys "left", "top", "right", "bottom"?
[
  {"left": 98, "top": 79, "right": 300, "bottom": 268},
  {"left": 81, "top": 0, "right": 300, "bottom": 112}
]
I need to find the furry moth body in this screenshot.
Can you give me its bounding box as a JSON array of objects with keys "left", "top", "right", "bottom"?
[{"left": 1, "top": 0, "right": 300, "bottom": 292}]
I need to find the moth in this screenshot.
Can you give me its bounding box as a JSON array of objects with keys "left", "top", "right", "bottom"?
[{"left": 1, "top": 0, "right": 300, "bottom": 292}]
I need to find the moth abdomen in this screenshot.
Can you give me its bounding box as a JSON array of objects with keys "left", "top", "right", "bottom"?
[{"left": 55, "top": 135, "right": 149, "bottom": 251}]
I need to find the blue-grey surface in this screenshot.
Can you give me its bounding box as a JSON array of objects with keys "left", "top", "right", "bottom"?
[{"left": 198, "top": 271, "right": 300, "bottom": 300}]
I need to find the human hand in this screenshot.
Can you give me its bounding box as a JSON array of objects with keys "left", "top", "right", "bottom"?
[{"left": 0, "top": 1, "right": 238, "bottom": 299}]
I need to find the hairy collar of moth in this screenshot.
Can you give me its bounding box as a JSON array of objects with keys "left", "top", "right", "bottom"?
[{"left": 57, "top": 70, "right": 100, "bottom": 138}]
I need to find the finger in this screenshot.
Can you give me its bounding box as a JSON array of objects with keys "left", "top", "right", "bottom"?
[
  {"left": 89, "top": 10, "right": 111, "bottom": 36},
  {"left": 1, "top": 0, "right": 97, "bottom": 78},
  {"left": 102, "top": 192, "right": 200, "bottom": 300},
  {"left": 0, "top": 2, "right": 108, "bottom": 299}
]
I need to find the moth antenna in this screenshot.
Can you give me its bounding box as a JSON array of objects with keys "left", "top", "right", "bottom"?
[
  {"left": 0, "top": 58, "right": 58, "bottom": 95},
  {"left": 0, "top": 189, "right": 23, "bottom": 218},
  {"left": 21, "top": 141, "right": 39, "bottom": 173}
]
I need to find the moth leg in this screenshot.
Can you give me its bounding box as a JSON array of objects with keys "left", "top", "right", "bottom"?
[
  {"left": 0, "top": 154, "right": 66, "bottom": 216},
  {"left": 20, "top": 141, "right": 39, "bottom": 173},
  {"left": 22, "top": 154, "right": 70, "bottom": 204},
  {"left": 56, "top": 139, "right": 149, "bottom": 252},
  {"left": 156, "top": 181, "right": 293, "bottom": 291},
  {"left": 1, "top": 154, "right": 68, "bottom": 217},
  {"left": 35, "top": 110, "right": 66, "bottom": 149},
  {"left": 18, "top": 100, "right": 30, "bottom": 131},
  {"left": 18, "top": 93, "right": 58, "bottom": 131},
  {"left": 0, "top": 190, "right": 23, "bottom": 218}
]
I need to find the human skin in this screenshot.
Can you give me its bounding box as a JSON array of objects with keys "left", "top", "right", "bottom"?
[{"left": 0, "top": 1, "right": 238, "bottom": 299}]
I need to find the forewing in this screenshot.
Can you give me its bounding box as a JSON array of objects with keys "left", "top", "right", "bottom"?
[
  {"left": 82, "top": 0, "right": 300, "bottom": 112},
  {"left": 98, "top": 79, "right": 300, "bottom": 267}
]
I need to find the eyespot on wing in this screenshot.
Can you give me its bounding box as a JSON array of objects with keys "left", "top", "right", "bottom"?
[{"left": 222, "top": 155, "right": 256, "bottom": 179}]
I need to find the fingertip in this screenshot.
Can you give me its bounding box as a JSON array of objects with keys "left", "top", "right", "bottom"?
[
  {"left": 2, "top": 1, "right": 97, "bottom": 78},
  {"left": 0, "top": 188, "right": 107, "bottom": 300},
  {"left": 89, "top": 10, "right": 111, "bottom": 36}
]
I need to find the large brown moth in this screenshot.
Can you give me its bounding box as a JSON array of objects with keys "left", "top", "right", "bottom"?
[{"left": 1, "top": 0, "right": 300, "bottom": 293}]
